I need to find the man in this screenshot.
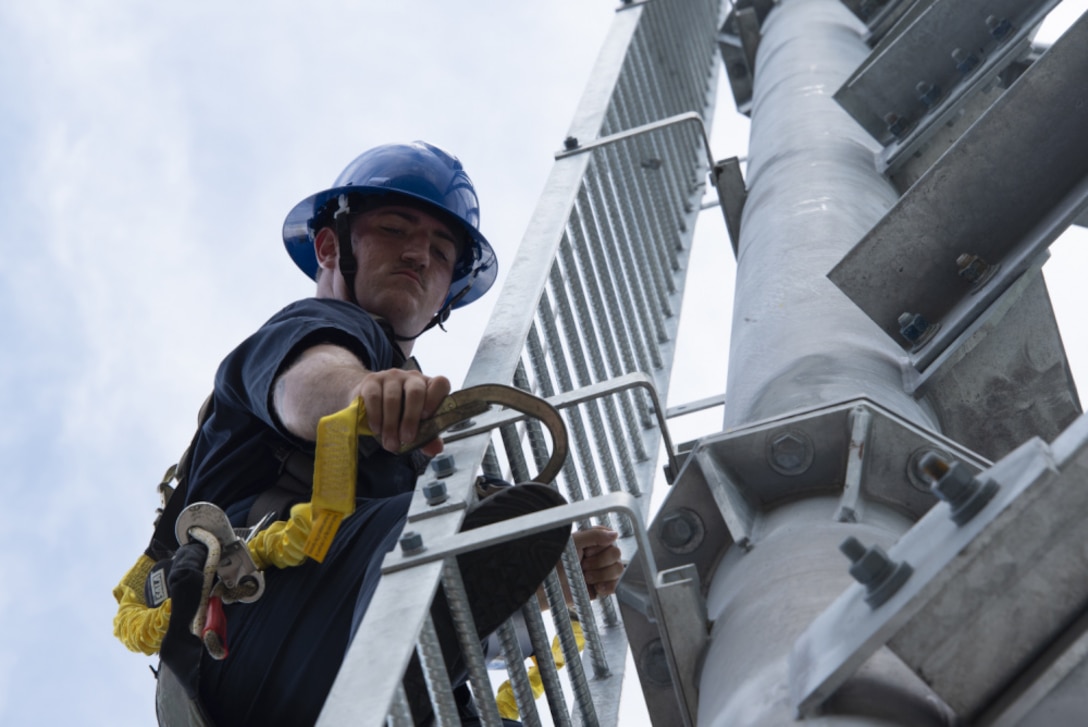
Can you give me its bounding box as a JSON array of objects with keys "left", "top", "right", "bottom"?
[{"left": 162, "top": 142, "right": 622, "bottom": 725}]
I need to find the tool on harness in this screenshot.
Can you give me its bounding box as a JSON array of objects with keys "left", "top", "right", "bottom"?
[{"left": 172, "top": 503, "right": 269, "bottom": 660}]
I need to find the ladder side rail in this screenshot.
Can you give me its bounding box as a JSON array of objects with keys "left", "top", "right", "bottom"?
[{"left": 316, "top": 0, "right": 725, "bottom": 723}]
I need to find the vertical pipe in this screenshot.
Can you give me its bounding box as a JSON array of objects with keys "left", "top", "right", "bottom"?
[
  {"left": 721, "top": 0, "right": 936, "bottom": 431},
  {"left": 698, "top": 0, "right": 949, "bottom": 724}
]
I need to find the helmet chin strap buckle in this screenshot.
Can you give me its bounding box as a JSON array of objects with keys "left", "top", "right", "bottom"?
[{"left": 333, "top": 194, "right": 351, "bottom": 219}]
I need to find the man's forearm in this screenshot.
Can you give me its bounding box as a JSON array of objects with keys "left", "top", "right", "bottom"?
[{"left": 273, "top": 344, "right": 371, "bottom": 441}]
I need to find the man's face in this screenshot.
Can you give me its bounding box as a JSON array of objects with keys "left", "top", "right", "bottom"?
[{"left": 346, "top": 204, "right": 463, "bottom": 336}]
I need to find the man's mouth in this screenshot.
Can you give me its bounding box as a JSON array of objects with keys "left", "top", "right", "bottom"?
[{"left": 392, "top": 269, "right": 423, "bottom": 287}]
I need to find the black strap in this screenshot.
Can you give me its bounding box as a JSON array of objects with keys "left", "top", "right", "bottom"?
[
  {"left": 246, "top": 449, "right": 314, "bottom": 528},
  {"left": 145, "top": 395, "right": 214, "bottom": 562}
]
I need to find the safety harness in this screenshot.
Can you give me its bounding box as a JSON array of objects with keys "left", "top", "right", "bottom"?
[{"left": 112, "top": 379, "right": 569, "bottom": 677}]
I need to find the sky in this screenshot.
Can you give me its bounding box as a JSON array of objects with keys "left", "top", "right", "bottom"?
[{"left": 1, "top": 2, "right": 1086, "bottom": 726}]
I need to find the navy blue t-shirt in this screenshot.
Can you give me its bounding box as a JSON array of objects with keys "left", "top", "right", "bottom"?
[{"left": 185, "top": 297, "right": 422, "bottom": 525}]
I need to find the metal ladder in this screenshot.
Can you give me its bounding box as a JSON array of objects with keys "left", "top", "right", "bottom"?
[{"left": 315, "top": 0, "right": 727, "bottom": 724}]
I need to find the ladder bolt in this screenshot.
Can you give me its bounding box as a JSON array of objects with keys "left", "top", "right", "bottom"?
[
  {"left": 422, "top": 480, "right": 449, "bottom": 506},
  {"left": 399, "top": 530, "right": 425, "bottom": 555},
  {"left": 430, "top": 453, "right": 456, "bottom": 479}
]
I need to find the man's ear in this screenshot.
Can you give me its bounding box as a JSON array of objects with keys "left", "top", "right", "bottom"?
[{"left": 314, "top": 227, "right": 338, "bottom": 273}]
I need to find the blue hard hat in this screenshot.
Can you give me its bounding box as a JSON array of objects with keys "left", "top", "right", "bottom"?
[{"left": 283, "top": 141, "right": 498, "bottom": 309}]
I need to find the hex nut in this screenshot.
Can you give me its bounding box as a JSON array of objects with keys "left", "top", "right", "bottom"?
[
  {"left": 422, "top": 479, "right": 449, "bottom": 506},
  {"left": 430, "top": 453, "right": 456, "bottom": 479},
  {"left": 399, "top": 530, "right": 425, "bottom": 555},
  {"left": 659, "top": 508, "right": 705, "bottom": 555},
  {"left": 767, "top": 429, "right": 814, "bottom": 476}
]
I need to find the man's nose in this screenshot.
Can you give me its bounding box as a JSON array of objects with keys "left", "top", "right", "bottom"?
[{"left": 399, "top": 234, "right": 430, "bottom": 266}]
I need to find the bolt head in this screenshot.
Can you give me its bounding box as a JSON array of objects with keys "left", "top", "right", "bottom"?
[
  {"left": 658, "top": 508, "right": 704, "bottom": 554},
  {"left": 430, "top": 453, "right": 456, "bottom": 479},
  {"left": 399, "top": 530, "right": 424, "bottom": 555},
  {"left": 898, "top": 313, "right": 929, "bottom": 342},
  {"left": 847, "top": 544, "right": 894, "bottom": 586},
  {"left": 930, "top": 461, "right": 977, "bottom": 507},
  {"left": 768, "top": 430, "right": 813, "bottom": 475},
  {"left": 422, "top": 479, "right": 449, "bottom": 506}
]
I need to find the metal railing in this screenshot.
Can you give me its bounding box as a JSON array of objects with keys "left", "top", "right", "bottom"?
[{"left": 317, "top": 0, "right": 725, "bottom": 723}]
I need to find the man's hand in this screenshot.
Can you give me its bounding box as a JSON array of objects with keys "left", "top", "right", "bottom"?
[
  {"left": 572, "top": 526, "right": 624, "bottom": 599},
  {"left": 274, "top": 343, "right": 450, "bottom": 455},
  {"left": 353, "top": 368, "right": 450, "bottom": 455}
]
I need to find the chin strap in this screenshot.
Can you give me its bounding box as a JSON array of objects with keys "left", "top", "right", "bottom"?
[
  {"left": 390, "top": 271, "right": 476, "bottom": 342},
  {"left": 333, "top": 195, "right": 360, "bottom": 307}
]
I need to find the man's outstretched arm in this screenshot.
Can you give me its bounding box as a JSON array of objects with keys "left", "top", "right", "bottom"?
[{"left": 273, "top": 343, "right": 450, "bottom": 455}]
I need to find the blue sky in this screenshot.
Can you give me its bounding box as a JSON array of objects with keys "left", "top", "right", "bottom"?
[{"left": 1, "top": 2, "right": 1085, "bottom": 725}]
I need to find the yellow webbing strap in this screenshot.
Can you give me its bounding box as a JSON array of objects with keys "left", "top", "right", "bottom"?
[
  {"left": 112, "top": 554, "right": 172, "bottom": 655},
  {"left": 304, "top": 396, "right": 373, "bottom": 562},
  {"left": 495, "top": 618, "right": 586, "bottom": 719}
]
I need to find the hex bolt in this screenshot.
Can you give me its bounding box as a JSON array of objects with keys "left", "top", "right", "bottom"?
[
  {"left": 658, "top": 508, "right": 705, "bottom": 554},
  {"left": 430, "top": 453, "right": 456, "bottom": 479},
  {"left": 919, "top": 452, "right": 999, "bottom": 526},
  {"left": 952, "top": 48, "right": 980, "bottom": 74},
  {"left": 916, "top": 82, "right": 942, "bottom": 110},
  {"left": 563, "top": 136, "right": 580, "bottom": 151},
  {"left": 840, "top": 536, "right": 913, "bottom": 608},
  {"left": 638, "top": 639, "right": 672, "bottom": 688},
  {"left": 399, "top": 530, "right": 425, "bottom": 555},
  {"left": 422, "top": 479, "right": 449, "bottom": 506},
  {"left": 897, "top": 312, "right": 938, "bottom": 348},
  {"left": 768, "top": 430, "right": 813, "bottom": 475},
  {"left": 956, "top": 253, "right": 998, "bottom": 288},
  {"left": 883, "top": 112, "right": 911, "bottom": 140},
  {"left": 987, "top": 15, "right": 1013, "bottom": 42}
]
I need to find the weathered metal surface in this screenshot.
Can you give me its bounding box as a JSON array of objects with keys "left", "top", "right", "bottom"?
[
  {"left": 829, "top": 11, "right": 1088, "bottom": 365},
  {"left": 791, "top": 414, "right": 1088, "bottom": 720}
]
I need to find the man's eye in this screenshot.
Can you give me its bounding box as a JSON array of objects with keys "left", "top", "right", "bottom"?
[{"left": 380, "top": 225, "right": 406, "bottom": 235}]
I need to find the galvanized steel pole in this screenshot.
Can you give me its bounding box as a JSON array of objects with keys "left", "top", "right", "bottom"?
[{"left": 700, "top": 0, "right": 949, "bottom": 723}]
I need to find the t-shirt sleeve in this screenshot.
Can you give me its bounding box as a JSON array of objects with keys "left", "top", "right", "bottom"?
[{"left": 213, "top": 298, "right": 392, "bottom": 438}]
